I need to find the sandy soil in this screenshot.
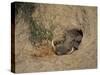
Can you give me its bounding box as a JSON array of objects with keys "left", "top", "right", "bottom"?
[{"left": 14, "top": 3, "right": 97, "bottom": 73}]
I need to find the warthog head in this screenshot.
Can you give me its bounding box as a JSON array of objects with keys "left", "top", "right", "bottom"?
[{"left": 52, "top": 29, "right": 83, "bottom": 55}]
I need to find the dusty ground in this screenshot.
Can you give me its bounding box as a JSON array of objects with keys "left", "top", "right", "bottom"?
[{"left": 14, "top": 3, "right": 97, "bottom": 73}]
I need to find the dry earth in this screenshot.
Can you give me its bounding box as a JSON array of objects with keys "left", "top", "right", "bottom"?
[{"left": 14, "top": 3, "right": 97, "bottom": 73}]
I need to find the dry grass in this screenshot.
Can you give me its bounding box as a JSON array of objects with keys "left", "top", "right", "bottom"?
[{"left": 14, "top": 3, "right": 97, "bottom": 73}]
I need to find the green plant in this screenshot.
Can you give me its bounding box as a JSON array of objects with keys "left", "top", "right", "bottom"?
[{"left": 30, "top": 20, "right": 53, "bottom": 44}]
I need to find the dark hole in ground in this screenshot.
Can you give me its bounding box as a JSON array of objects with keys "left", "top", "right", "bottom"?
[{"left": 53, "top": 29, "right": 83, "bottom": 55}]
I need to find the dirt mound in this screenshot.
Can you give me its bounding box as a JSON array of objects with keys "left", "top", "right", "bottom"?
[{"left": 14, "top": 3, "right": 97, "bottom": 73}]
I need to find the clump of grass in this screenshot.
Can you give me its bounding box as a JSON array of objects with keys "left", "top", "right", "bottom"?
[{"left": 30, "top": 20, "right": 53, "bottom": 45}]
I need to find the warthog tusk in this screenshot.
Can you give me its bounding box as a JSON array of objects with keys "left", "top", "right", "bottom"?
[
  {"left": 52, "top": 40, "right": 55, "bottom": 51},
  {"left": 68, "top": 47, "right": 74, "bottom": 54}
]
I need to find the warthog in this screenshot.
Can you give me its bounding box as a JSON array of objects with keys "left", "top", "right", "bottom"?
[{"left": 52, "top": 29, "right": 83, "bottom": 55}]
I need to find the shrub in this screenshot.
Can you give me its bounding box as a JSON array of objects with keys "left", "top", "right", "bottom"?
[{"left": 30, "top": 20, "right": 53, "bottom": 45}]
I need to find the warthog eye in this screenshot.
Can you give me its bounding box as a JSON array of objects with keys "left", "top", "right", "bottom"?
[{"left": 54, "top": 40, "right": 64, "bottom": 46}]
